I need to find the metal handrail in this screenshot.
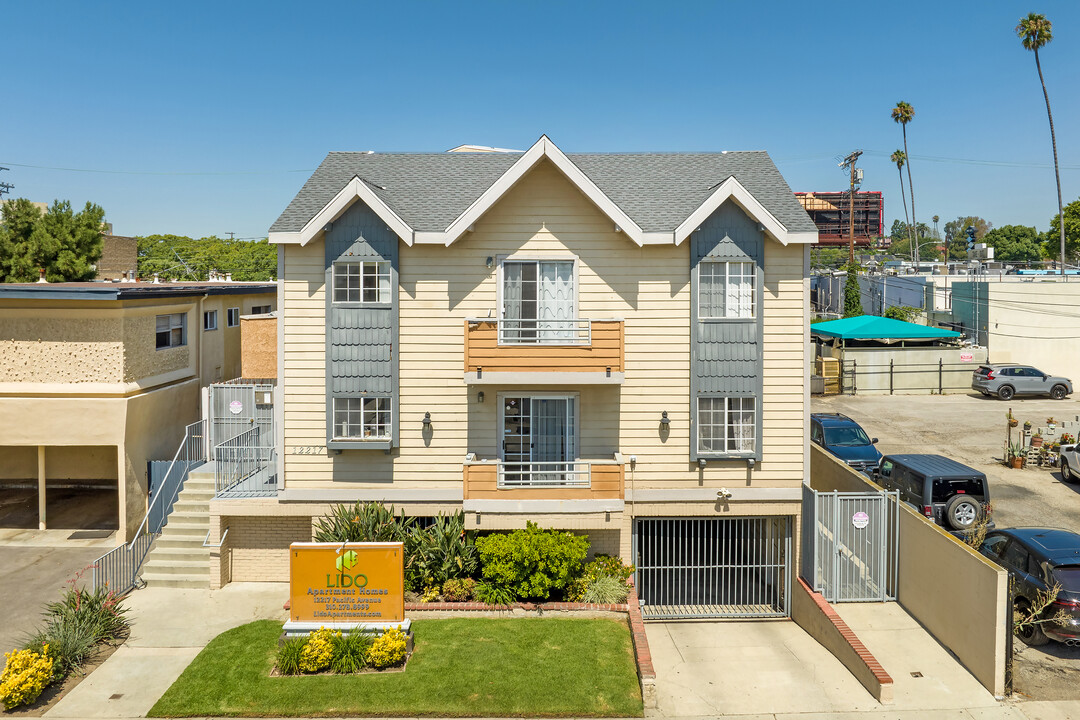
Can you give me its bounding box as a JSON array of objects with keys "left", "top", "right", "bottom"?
[
  {"left": 129, "top": 419, "right": 207, "bottom": 548},
  {"left": 214, "top": 428, "right": 275, "bottom": 497},
  {"left": 202, "top": 527, "right": 230, "bottom": 548},
  {"left": 492, "top": 318, "right": 593, "bottom": 346},
  {"left": 497, "top": 461, "right": 592, "bottom": 488}
]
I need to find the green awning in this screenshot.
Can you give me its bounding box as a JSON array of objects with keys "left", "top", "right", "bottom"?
[{"left": 811, "top": 315, "right": 962, "bottom": 341}]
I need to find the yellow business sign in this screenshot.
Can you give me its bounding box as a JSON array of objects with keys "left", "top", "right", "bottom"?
[{"left": 289, "top": 542, "right": 404, "bottom": 623}]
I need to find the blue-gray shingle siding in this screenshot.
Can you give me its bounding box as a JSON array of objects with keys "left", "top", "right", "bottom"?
[
  {"left": 324, "top": 201, "right": 399, "bottom": 448},
  {"left": 690, "top": 201, "right": 764, "bottom": 461}
]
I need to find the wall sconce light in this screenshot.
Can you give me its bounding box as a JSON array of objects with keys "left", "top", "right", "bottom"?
[
  {"left": 477, "top": 391, "right": 485, "bottom": 404},
  {"left": 485, "top": 256, "right": 494, "bottom": 269},
  {"left": 698, "top": 458, "right": 707, "bottom": 469},
  {"left": 422, "top": 411, "right": 432, "bottom": 427},
  {"left": 660, "top": 411, "right": 670, "bottom": 426}
]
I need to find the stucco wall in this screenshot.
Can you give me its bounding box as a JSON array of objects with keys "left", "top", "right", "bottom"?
[
  {"left": 809, "top": 446, "right": 1007, "bottom": 697},
  {"left": 240, "top": 315, "right": 277, "bottom": 379},
  {"left": 122, "top": 310, "right": 192, "bottom": 382},
  {"left": 0, "top": 315, "right": 124, "bottom": 383}
]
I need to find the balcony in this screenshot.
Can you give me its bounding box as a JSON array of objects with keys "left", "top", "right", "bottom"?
[
  {"left": 463, "top": 319, "right": 624, "bottom": 384},
  {"left": 462, "top": 456, "right": 624, "bottom": 500}
]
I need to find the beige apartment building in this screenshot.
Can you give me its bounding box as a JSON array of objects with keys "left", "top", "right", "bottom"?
[
  {"left": 211, "top": 137, "right": 816, "bottom": 618},
  {"left": 0, "top": 281, "right": 276, "bottom": 541}
]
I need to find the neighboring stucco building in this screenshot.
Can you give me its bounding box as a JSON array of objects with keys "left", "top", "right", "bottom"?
[
  {"left": 0, "top": 281, "right": 276, "bottom": 540},
  {"left": 210, "top": 136, "right": 817, "bottom": 618}
]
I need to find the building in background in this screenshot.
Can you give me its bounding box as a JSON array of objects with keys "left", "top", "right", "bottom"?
[
  {"left": 796, "top": 191, "right": 883, "bottom": 248},
  {"left": 96, "top": 234, "right": 138, "bottom": 281},
  {"left": 0, "top": 281, "right": 276, "bottom": 541}
]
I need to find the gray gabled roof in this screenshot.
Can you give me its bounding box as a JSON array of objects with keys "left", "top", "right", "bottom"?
[{"left": 269, "top": 150, "right": 817, "bottom": 236}]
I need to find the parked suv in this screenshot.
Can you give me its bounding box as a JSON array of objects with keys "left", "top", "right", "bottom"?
[
  {"left": 979, "top": 528, "right": 1080, "bottom": 646},
  {"left": 810, "top": 413, "right": 882, "bottom": 473},
  {"left": 871, "top": 454, "right": 991, "bottom": 533},
  {"left": 972, "top": 364, "right": 1073, "bottom": 401}
]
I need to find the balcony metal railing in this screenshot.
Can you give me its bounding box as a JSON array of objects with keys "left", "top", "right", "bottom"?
[
  {"left": 497, "top": 461, "right": 592, "bottom": 488},
  {"left": 496, "top": 318, "right": 592, "bottom": 346},
  {"left": 214, "top": 426, "right": 277, "bottom": 498}
]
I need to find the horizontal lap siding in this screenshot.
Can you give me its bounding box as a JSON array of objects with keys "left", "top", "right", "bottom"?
[{"left": 282, "top": 160, "right": 805, "bottom": 494}]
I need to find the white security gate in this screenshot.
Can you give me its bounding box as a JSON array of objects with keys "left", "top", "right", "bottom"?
[
  {"left": 803, "top": 488, "right": 899, "bottom": 602},
  {"left": 634, "top": 517, "right": 792, "bottom": 619},
  {"left": 208, "top": 383, "right": 273, "bottom": 447}
]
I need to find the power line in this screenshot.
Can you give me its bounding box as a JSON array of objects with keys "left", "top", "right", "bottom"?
[
  {"left": 0, "top": 161, "right": 315, "bottom": 176},
  {"left": 863, "top": 150, "right": 1080, "bottom": 171}
]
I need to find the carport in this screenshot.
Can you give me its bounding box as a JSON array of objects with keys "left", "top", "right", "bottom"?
[{"left": 0, "top": 445, "right": 119, "bottom": 534}]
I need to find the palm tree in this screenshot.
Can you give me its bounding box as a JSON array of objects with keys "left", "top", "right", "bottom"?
[
  {"left": 892, "top": 101, "right": 917, "bottom": 265},
  {"left": 1017, "top": 13, "right": 1065, "bottom": 276},
  {"left": 891, "top": 150, "right": 912, "bottom": 259}
]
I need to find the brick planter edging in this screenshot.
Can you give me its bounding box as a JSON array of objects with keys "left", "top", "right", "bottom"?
[{"left": 403, "top": 601, "right": 629, "bottom": 612}]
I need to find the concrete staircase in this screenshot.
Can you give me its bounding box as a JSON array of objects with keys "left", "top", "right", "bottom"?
[{"left": 140, "top": 468, "right": 214, "bottom": 589}]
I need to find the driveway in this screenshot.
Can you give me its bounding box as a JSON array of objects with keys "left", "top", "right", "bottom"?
[
  {"left": 813, "top": 392, "right": 1080, "bottom": 700},
  {"left": 646, "top": 604, "right": 996, "bottom": 716},
  {"left": 0, "top": 531, "right": 115, "bottom": 654}
]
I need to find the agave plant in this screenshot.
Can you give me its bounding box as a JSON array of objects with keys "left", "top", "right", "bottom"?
[
  {"left": 312, "top": 501, "right": 416, "bottom": 543},
  {"left": 408, "top": 511, "right": 477, "bottom": 590}
]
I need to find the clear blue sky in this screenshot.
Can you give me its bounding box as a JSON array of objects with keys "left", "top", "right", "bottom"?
[{"left": 2, "top": 1, "right": 1077, "bottom": 240}]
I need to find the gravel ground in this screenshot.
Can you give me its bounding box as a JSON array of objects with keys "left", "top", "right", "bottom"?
[{"left": 812, "top": 391, "right": 1080, "bottom": 701}]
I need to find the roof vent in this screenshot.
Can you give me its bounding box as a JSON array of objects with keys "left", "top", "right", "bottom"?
[{"left": 37, "top": 268, "right": 47, "bottom": 284}]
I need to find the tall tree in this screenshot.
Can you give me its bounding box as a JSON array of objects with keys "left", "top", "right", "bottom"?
[
  {"left": 137, "top": 234, "right": 277, "bottom": 281},
  {"left": 944, "top": 216, "right": 992, "bottom": 260},
  {"left": 843, "top": 261, "right": 862, "bottom": 318},
  {"left": 1046, "top": 198, "right": 1080, "bottom": 263},
  {"left": 0, "top": 198, "right": 105, "bottom": 282},
  {"left": 890, "top": 150, "right": 912, "bottom": 256},
  {"left": 1017, "top": 13, "right": 1065, "bottom": 275},
  {"left": 891, "top": 101, "right": 918, "bottom": 265},
  {"left": 982, "top": 225, "right": 1043, "bottom": 263}
]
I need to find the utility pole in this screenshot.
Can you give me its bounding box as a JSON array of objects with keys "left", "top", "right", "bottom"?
[
  {"left": 839, "top": 150, "right": 863, "bottom": 264},
  {"left": 0, "top": 167, "right": 14, "bottom": 201},
  {"left": 226, "top": 232, "right": 235, "bottom": 241}
]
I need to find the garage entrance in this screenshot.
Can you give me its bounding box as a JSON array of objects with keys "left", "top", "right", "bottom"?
[
  {"left": 633, "top": 516, "right": 792, "bottom": 620},
  {"left": 0, "top": 446, "right": 119, "bottom": 534}
]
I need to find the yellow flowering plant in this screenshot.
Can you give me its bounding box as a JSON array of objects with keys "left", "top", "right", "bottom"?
[
  {"left": 0, "top": 644, "right": 54, "bottom": 710},
  {"left": 299, "top": 627, "right": 337, "bottom": 673},
  {"left": 368, "top": 627, "right": 407, "bottom": 669}
]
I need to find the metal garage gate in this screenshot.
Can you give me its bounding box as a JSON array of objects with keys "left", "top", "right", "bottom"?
[{"left": 634, "top": 517, "right": 792, "bottom": 620}]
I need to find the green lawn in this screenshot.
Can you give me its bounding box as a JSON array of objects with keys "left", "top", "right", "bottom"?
[{"left": 149, "top": 617, "right": 643, "bottom": 717}]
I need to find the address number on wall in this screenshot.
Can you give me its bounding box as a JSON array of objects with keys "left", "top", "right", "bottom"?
[{"left": 291, "top": 446, "right": 328, "bottom": 455}]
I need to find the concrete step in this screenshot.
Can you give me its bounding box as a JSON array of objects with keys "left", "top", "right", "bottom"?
[
  {"left": 161, "top": 521, "right": 208, "bottom": 537},
  {"left": 172, "top": 501, "right": 209, "bottom": 514},
  {"left": 142, "top": 558, "right": 209, "bottom": 575},
  {"left": 177, "top": 486, "right": 215, "bottom": 499},
  {"left": 154, "top": 536, "right": 210, "bottom": 550},
  {"left": 147, "top": 546, "right": 209, "bottom": 562},
  {"left": 141, "top": 572, "right": 209, "bottom": 589}
]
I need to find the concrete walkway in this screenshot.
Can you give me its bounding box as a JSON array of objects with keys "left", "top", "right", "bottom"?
[{"left": 45, "top": 582, "right": 288, "bottom": 719}]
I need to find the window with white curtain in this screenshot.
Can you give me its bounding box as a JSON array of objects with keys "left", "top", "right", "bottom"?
[
  {"left": 501, "top": 259, "right": 576, "bottom": 343},
  {"left": 697, "top": 397, "right": 756, "bottom": 454},
  {"left": 333, "top": 397, "right": 391, "bottom": 440},
  {"left": 333, "top": 261, "right": 391, "bottom": 304},
  {"left": 699, "top": 260, "right": 755, "bottom": 319}
]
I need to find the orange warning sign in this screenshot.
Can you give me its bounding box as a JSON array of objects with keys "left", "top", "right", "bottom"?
[{"left": 288, "top": 542, "right": 404, "bottom": 623}]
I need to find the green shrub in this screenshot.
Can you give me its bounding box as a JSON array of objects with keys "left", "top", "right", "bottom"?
[
  {"left": 299, "top": 628, "right": 336, "bottom": 673},
  {"left": 409, "top": 512, "right": 478, "bottom": 590},
  {"left": 330, "top": 632, "right": 371, "bottom": 674},
  {"left": 473, "top": 581, "right": 515, "bottom": 606},
  {"left": 313, "top": 502, "right": 416, "bottom": 544},
  {"left": 0, "top": 645, "right": 54, "bottom": 709},
  {"left": 442, "top": 577, "right": 476, "bottom": 602},
  {"left": 367, "top": 628, "right": 407, "bottom": 669},
  {"left": 567, "top": 554, "right": 635, "bottom": 602},
  {"left": 476, "top": 523, "right": 589, "bottom": 600},
  {"left": 275, "top": 638, "right": 306, "bottom": 676},
  {"left": 581, "top": 575, "right": 629, "bottom": 604}
]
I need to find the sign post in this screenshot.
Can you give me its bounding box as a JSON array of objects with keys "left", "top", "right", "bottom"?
[{"left": 283, "top": 542, "right": 409, "bottom": 637}]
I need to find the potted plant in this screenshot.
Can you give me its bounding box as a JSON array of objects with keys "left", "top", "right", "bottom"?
[
  {"left": 1007, "top": 411, "right": 1018, "bottom": 428},
  {"left": 1047, "top": 417, "right": 1057, "bottom": 431},
  {"left": 1032, "top": 433, "right": 1044, "bottom": 449},
  {"left": 1007, "top": 442, "right": 1026, "bottom": 469},
  {"left": 1024, "top": 421, "right": 1032, "bottom": 432}
]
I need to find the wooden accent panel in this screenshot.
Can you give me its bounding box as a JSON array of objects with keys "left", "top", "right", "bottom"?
[
  {"left": 463, "top": 462, "right": 623, "bottom": 500},
  {"left": 464, "top": 320, "right": 624, "bottom": 373}
]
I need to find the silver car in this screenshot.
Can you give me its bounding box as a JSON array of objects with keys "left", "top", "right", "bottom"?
[{"left": 972, "top": 364, "right": 1073, "bottom": 401}]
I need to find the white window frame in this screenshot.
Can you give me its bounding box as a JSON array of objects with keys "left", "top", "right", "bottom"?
[
  {"left": 156, "top": 313, "right": 187, "bottom": 349},
  {"left": 697, "top": 396, "right": 756, "bottom": 455},
  {"left": 332, "top": 396, "right": 392, "bottom": 441},
  {"left": 203, "top": 310, "right": 218, "bottom": 331},
  {"left": 332, "top": 261, "right": 391, "bottom": 305},
  {"left": 496, "top": 255, "right": 582, "bottom": 345},
  {"left": 226, "top": 307, "right": 240, "bottom": 327},
  {"left": 698, "top": 260, "right": 756, "bottom": 319}
]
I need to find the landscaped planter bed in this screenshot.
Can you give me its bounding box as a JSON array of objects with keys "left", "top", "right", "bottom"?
[{"left": 149, "top": 617, "right": 643, "bottom": 718}]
